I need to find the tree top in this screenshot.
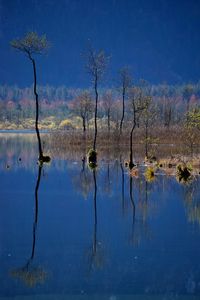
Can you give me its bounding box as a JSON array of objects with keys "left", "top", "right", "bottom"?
[
  {"left": 10, "top": 32, "right": 49, "bottom": 57},
  {"left": 85, "top": 46, "right": 109, "bottom": 80}
]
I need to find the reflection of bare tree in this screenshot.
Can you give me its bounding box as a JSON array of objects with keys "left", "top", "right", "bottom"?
[
  {"left": 102, "top": 162, "right": 112, "bottom": 196},
  {"left": 120, "top": 155, "right": 125, "bottom": 215},
  {"left": 87, "top": 169, "right": 104, "bottom": 273},
  {"left": 92, "top": 169, "right": 97, "bottom": 256},
  {"left": 72, "top": 158, "right": 93, "bottom": 199},
  {"left": 140, "top": 181, "right": 149, "bottom": 222},
  {"left": 129, "top": 176, "right": 153, "bottom": 246},
  {"left": 137, "top": 180, "right": 153, "bottom": 242},
  {"left": 129, "top": 176, "right": 136, "bottom": 244},
  {"left": 183, "top": 178, "right": 200, "bottom": 226},
  {"left": 10, "top": 164, "right": 47, "bottom": 287}
]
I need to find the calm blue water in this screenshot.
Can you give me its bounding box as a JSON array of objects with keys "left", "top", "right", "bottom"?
[{"left": 0, "top": 135, "right": 200, "bottom": 300}]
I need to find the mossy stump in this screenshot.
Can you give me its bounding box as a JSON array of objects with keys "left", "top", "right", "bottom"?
[
  {"left": 176, "top": 164, "right": 191, "bottom": 183},
  {"left": 38, "top": 155, "right": 51, "bottom": 165},
  {"left": 129, "top": 161, "right": 136, "bottom": 170},
  {"left": 87, "top": 149, "right": 97, "bottom": 169}
]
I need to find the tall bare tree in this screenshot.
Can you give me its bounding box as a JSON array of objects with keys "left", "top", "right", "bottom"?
[
  {"left": 85, "top": 46, "right": 109, "bottom": 164},
  {"left": 139, "top": 81, "right": 157, "bottom": 158},
  {"left": 159, "top": 84, "right": 175, "bottom": 128},
  {"left": 183, "top": 84, "right": 194, "bottom": 122},
  {"left": 11, "top": 32, "right": 50, "bottom": 163},
  {"left": 71, "top": 90, "right": 93, "bottom": 132},
  {"left": 128, "top": 86, "right": 146, "bottom": 169},
  {"left": 102, "top": 90, "right": 114, "bottom": 133},
  {"left": 119, "top": 67, "right": 132, "bottom": 134}
]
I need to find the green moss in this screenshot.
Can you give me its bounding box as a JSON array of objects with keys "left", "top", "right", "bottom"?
[
  {"left": 88, "top": 161, "right": 97, "bottom": 170},
  {"left": 87, "top": 149, "right": 97, "bottom": 163},
  {"left": 145, "top": 167, "right": 155, "bottom": 182},
  {"left": 87, "top": 149, "right": 97, "bottom": 169},
  {"left": 38, "top": 155, "right": 51, "bottom": 165}
]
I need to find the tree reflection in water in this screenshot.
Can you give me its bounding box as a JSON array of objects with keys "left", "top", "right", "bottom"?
[
  {"left": 137, "top": 179, "right": 153, "bottom": 243},
  {"left": 129, "top": 173, "right": 154, "bottom": 246},
  {"left": 72, "top": 156, "right": 93, "bottom": 199},
  {"left": 129, "top": 175, "right": 136, "bottom": 244},
  {"left": 87, "top": 168, "right": 104, "bottom": 273},
  {"left": 102, "top": 162, "right": 112, "bottom": 197},
  {"left": 183, "top": 177, "right": 200, "bottom": 226},
  {"left": 10, "top": 163, "right": 47, "bottom": 287},
  {"left": 120, "top": 155, "right": 125, "bottom": 215}
]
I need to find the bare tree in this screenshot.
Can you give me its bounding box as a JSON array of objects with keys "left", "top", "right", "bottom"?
[
  {"left": 139, "top": 81, "right": 157, "bottom": 158},
  {"left": 102, "top": 90, "right": 114, "bottom": 133},
  {"left": 159, "top": 85, "right": 176, "bottom": 128},
  {"left": 128, "top": 86, "right": 146, "bottom": 169},
  {"left": 11, "top": 32, "right": 50, "bottom": 163},
  {"left": 71, "top": 90, "right": 93, "bottom": 132},
  {"left": 85, "top": 46, "right": 109, "bottom": 165},
  {"left": 119, "top": 67, "right": 132, "bottom": 134},
  {"left": 183, "top": 84, "right": 194, "bottom": 116}
]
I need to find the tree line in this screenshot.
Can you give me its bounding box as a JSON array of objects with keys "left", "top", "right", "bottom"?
[{"left": 1, "top": 82, "right": 200, "bottom": 128}]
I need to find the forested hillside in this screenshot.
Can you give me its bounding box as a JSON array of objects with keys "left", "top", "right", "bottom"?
[{"left": 1, "top": 83, "right": 200, "bottom": 130}]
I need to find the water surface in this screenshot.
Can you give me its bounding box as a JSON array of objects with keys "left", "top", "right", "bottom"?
[{"left": 0, "top": 134, "right": 200, "bottom": 300}]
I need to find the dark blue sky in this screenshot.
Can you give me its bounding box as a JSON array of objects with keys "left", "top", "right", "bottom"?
[{"left": 1, "top": 0, "right": 200, "bottom": 87}]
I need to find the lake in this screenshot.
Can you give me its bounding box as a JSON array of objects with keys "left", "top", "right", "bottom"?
[{"left": 0, "top": 133, "right": 200, "bottom": 300}]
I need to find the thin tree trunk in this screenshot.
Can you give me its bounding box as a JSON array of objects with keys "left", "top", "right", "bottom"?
[
  {"left": 30, "top": 57, "right": 43, "bottom": 160},
  {"left": 120, "top": 86, "right": 125, "bottom": 134},
  {"left": 168, "top": 107, "right": 172, "bottom": 127},
  {"left": 107, "top": 108, "right": 110, "bottom": 133},
  {"left": 93, "top": 75, "right": 98, "bottom": 151},
  {"left": 186, "top": 98, "right": 190, "bottom": 124},
  {"left": 82, "top": 115, "right": 86, "bottom": 132},
  {"left": 129, "top": 111, "right": 136, "bottom": 168},
  {"left": 86, "top": 115, "right": 89, "bottom": 132},
  {"left": 145, "top": 121, "right": 148, "bottom": 158},
  {"left": 120, "top": 155, "right": 125, "bottom": 215}
]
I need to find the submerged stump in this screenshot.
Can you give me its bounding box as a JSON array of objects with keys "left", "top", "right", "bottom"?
[
  {"left": 87, "top": 149, "right": 97, "bottom": 169},
  {"left": 38, "top": 155, "right": 51, "bottom": 165},
  {"left": 176, "top": 164, "right": 191, "bottom": 183}
]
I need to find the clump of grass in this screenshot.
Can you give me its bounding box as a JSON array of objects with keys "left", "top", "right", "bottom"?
[
  {"left": 88, "top": 161, "right": 97, "bottom": 170},
  {"left": 38, "top": 155, "right": 51, "bottom": 165},
  {"left": 145, "top": 167, "right": 155, "bottom": 182},
  {"left": 87, "top": 149, "right": 97, "bottom": 168},
  {"left": 145, "top": 155, "right": 157, "bottom": 163},
  {"left": 176, "top": 164, "right": 192, "bottom": 183},
  {"left": 129, "top": 161, "right": 136, "bottom": 170}
]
